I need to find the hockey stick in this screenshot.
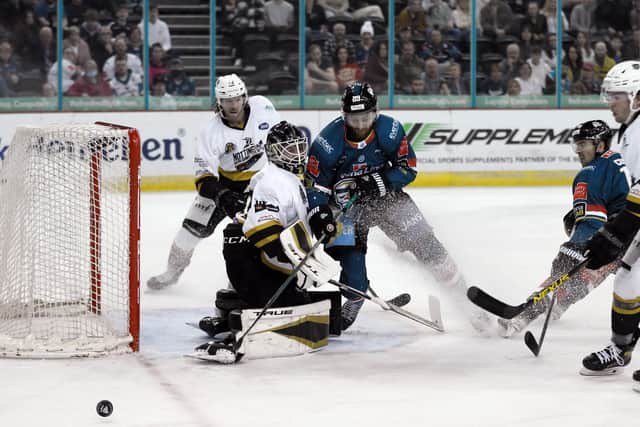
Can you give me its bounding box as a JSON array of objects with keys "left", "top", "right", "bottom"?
[
  {"left": 523, "top": 293, "right": 556, "bottom": 357},
  {"left": 329, "top": 280, "right": 444, "bottom": 332},
  {"left": 467, "top": 258, "right": 589, "bottom": 319},
  {"left": 197, "top": 195, "right": 359, "bottom": 363}
]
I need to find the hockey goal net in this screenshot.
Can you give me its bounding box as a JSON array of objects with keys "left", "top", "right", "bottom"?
[{"left": 0, "top": 122, "right": 140, "bottom": 357}]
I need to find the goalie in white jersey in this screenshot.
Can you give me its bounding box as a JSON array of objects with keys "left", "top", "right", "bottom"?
[
  {"left": 195, "top": 121, "right": 340, "bottom": 356},
  {"left": 148, "top": 74, "right": 281, "bottom": 289}
]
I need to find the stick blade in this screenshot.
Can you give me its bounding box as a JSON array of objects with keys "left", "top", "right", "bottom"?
[
  {"left": 428, "top": 295, "right": 444, "bottom": 331},
  {"left": 524, "top": 331, "right": 540, "bottom": 357},
  {"left": 466, "top": 286, "right": 527, "bottom": 319}
]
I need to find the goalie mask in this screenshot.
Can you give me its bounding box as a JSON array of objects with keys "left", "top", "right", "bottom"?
[
  {"left": 265, "top": 121, "right": 308, "bottom": 175},
  {"left": 215, "top": 73, "right": 248, "bottom": 121}
]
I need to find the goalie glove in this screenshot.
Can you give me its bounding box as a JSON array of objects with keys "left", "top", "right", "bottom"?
[
  {"left": 216, "top": 189, "right": 247, "bottom": 218},
  {"left": 355, "top": 172, "right": 388, "bottom": 200}
]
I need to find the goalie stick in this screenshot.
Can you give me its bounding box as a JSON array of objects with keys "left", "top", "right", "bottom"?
[
  {"left": 189, "top": 195, "right": 359, "bottom": 364},
  {"left": 329, "top": 280, "right": 444, "bottom": 332},
  {"left": 467, "top": 258, "right": 589, "bottom": 319}
]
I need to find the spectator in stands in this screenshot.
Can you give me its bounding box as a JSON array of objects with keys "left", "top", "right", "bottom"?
[
  {"left": 396, "top": 0, "right": 428, "bottom": 36},
  {"left": 264, "top": 0, "right": 295, "bottom": 33},
  {"left": 632, "top": 0, "right": 640, "bottom": 31},
  {"left": 395, "top": 25, "right": 414, "bottom": 57},
  {"left": 527, "top": 45, "right": 550, "bottom": 89},
  {"left": 575, "top": 31, "right": 595, "bottom": 65},
  {"left": 570, "top": 0, "right": 596, "bottom": 33},
  {"left": 427, "top": 0, "right": 454, "bottom": 33},
  {"left": 63, "top": 26, "right": 92, "bottom": 68},
  {"left": 363, "top": 41, "right": 388, "bottom": 93},
  {"left": 139, "top": 3, "right": 172, "bottom": 52},
  {"left": 609, "top": 36, "right": 624, "bottom": 63},
  {"left": 518, "top": 25, "right": 533, "bottom": 60},
  {"left": 334, "top": 46, "right": 362, "bottom": 90},
  {"left": 419, "top": 29, "right": 462, "bottom": 65},
  {"left": 0, "top": 74, "right": 10, "bottom": 97},
  {"left": 317, "top": 0, "right": 352, "bottom": 19},
  {"left": 422, "top": 58, "right": 444, "bottom": 94},
  {"left": 92, "top": 26, "right": 114, "bottom": 71},
  {"left": 34, "top": 0, "right": 56, "bottom": 27},
  {"left": 541, "top": 33, "right": 564, "bottom": 69},
  {"left": 225, "top": 0, "right": 266, "bottom": 67},
  {"left": 110, "top": 6, "right": 132, "bottom": 39},
  {"left": 306, "top": 43, "right": 338, "bottom": 93},
  {"left": 355, "top": 21, "right": 375, "bottom": 69},
  {"left": 323, "top": 22, "right": 356, "bottom": 64},
  {"left": 151, "top": 75, "right": 169, "bottom": 96},
  {"left": 41, "top": 82, "right": 55, "bottom": 96},
  {"left": 65, "top": 0, "right": 86, "bottom": 28},
  {"left": 80, "top": 9, "right": 101, "bottom": 48},
  {"left": 542, "top": 0, "right": 568, "bottom": 34},
  {"left": 12, "top": 10, "right": 41, "bottom": 63},
  {"left": 563, "top": 45, "right": 583, "bottom": 83},
  {"left": 109, "top": 57, "right": 143, "bottom": 96},
  {"left": 446, "top": 61, "right": 468, "bottom": 95},
  {"left": 27, "top": 26, "right": 56, "bottom": 78},
  {"left": 439, "top": 80, "right": 451, "bottom": 95},
  {"left": 66, "top": 59, "right": 112, "bottom": 96},
  {"left": 128, "top": 26, "right": 144, "bottom": 61},
  {"left": 395, "top": 40, "right": 425, "bottom": 90},
  {"left": 593, "top": 40, "right": 615, "bottom": 81},
  {"left": 351, "top": 0, "right": 385, "bottom": 21},
  {"left": 519, "top": 1, "right": 546, "bottom": 43},
  {"left": 479, "top": 0, "right": 513, "bottom": 39},
  {"left": 580, "top": 62, "right": 601, "bottom": 94},
  {"left": 406, "top": 72, "right": 427, "bottom": 94},
  {"left": 103, "top": 36, "right": 143, "bottom": 80},
  {"left": 499, "top": 43, "right": 523, "bottom": 82},
  {"left": 452, "top": 0, "right": 471, "bottom": 39},
  {"left": 515, "top": 62, "right": 543, "bottom": 95},
  {"left": 148, "top": 43, "right": 167, "bottom": 89},
  {"left": 623, "top": 29, "right": 640, "bottom": 60},
  {"left": 0, "top": 41, "right": 21, "bottom": 96},
  {"left": 306, "top": 0, "right": 328, "bottom": 29},
  {"left": 480, "top": 62, "right": 507, "bottom": 95},
  {"left": 506, "top": 78, "right": 521, "bottom": 95},
  {"left": 47, "top": 47, "right": 80, "bottom": 94},
  {"left": 165, "top": 57, "right": 195, "bottom": 96},
  {"left": 595, "top": 0, "right": 632, "bottom": 35}
]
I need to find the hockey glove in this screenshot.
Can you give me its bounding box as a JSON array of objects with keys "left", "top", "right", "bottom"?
[
  {"left": 216, "top": 189, "right": 247, "bottom": 218},
  {"left": 308, "top": 204, "right": 337, "bottom": 240},
  {"left": 585, "top": 228, "right": 627, "bottom": 270},
  {"left": 563, "top": 209, "right": 575, "bottom": 237},
  {"left": 355, "top": 172, "right": 388, "bottom": 200}
]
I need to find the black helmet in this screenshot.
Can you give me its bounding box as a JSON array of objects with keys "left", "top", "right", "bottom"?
[
  {"left": 570, "top": 120, "right": 613, "bottom": 151},
  {"left": 265, "top": 121, "right": 308, "bottom": 174},
  {"left": 342, "top": 81, "right": 377, "bottom": 114}
]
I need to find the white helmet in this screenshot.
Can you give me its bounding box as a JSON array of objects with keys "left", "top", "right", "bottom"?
[
  {"left": 601, "top": 61, "right": 640, "bottom": 121},
  {"left": 215, "top": 73, "right": 247, "bottom": 115}
]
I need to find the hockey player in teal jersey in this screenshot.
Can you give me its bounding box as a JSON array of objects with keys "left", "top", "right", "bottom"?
[
  {"left": 304, "top": 81, "right": 489, "bottom": 331},
  {"left": 499, "top": 120, "right": 629, "bottom": 337}
]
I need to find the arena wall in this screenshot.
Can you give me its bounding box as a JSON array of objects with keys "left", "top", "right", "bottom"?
[{"left": 0, "top": 109, "right": 616, "bottom": 190}]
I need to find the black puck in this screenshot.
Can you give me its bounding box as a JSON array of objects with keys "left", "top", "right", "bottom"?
[{"left": 96, "top": 400, "right": 113, "bottom": 417}]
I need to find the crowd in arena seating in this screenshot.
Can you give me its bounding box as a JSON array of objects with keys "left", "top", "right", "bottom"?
[{"left": 0, "top": 1, "right": 195, "bottom": 98}]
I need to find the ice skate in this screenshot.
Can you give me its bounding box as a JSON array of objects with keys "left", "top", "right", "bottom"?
[
  {"left": 147, "top": 243, "right": 194, "bottom": 290},
  {"left": 580, "top": 343, "right": 632, "bottom": 376},
  {"left": 341, "top": 297, "right": 364, "bottom": 331},
  {"left": 497, "top": 296, "right": 551, "bottom": 338},
  {"left": 198, "top": 316, "right": 230, "bottom": 338}
]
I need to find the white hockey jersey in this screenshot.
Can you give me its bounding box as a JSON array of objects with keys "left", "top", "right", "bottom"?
[
  {"left": 195, "top": 96, "right": 281, "bottom": 183},
  {"left": 242, "top": 162, "right": 309, "bottom": 272},
  {"left": 619, "top": 116, "right": 640, "bottom": 186}
]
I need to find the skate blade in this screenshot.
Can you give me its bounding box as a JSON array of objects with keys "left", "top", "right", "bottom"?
[
  {"left": 184, "top": 350, "right": 237, "bottom": 364},
  {"left": 579, "top": 366, "right": 625, "bottom": 376}
]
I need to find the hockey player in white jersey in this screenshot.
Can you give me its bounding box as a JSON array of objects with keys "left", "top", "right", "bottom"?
[
  {"left": 194, "top": 121, "right": 340, "bottom": 359},
  {"left": 579, "top": 61, "right": 640, "bottom": 379},
  {"left": 147, "top": 73, "right": 281, "bottom": 289}
]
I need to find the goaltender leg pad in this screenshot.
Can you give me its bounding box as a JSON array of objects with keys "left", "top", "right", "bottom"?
[
  {"left": 308, "top": 290, "right": 342, "bottom": 335},
  {"left": 281, "top": 220, "right": 341, "bottom": 284},
  {"left": 230, "top": 300, "right": 331, "bottom": 359}
]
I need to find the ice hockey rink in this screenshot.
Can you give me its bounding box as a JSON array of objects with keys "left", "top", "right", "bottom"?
[{"left": 3, "top": 186, "right": 637, "bottom": 427}]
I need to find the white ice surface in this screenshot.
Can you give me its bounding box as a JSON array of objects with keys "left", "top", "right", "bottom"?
[{"left": 3, "top": 187, "right": 638, "bottom": 427}]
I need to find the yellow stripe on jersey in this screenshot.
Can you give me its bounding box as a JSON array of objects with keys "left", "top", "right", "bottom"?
[
  {"left": 245, "top": 220, "right": 283, "bottom": 249},
  {"left": 218, "top": 168, "right": 258, "bottom": 182},
  {"left": 612, "top": 293, "right": 640, "bottom": 315},
  {"left": 260, "top": 251, "right": 293, "bottom": 274},
  {"left": 244, "top": 220, "right": 282, "bottom": 238}
]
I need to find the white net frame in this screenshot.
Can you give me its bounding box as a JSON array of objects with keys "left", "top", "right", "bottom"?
[{"left": 0, "top": 122, "right": 140, "bottom": 358}]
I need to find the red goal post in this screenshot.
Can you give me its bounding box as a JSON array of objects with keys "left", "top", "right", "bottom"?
[{"left": 0, "top": 121, "right": 140, "bottom": 357}]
